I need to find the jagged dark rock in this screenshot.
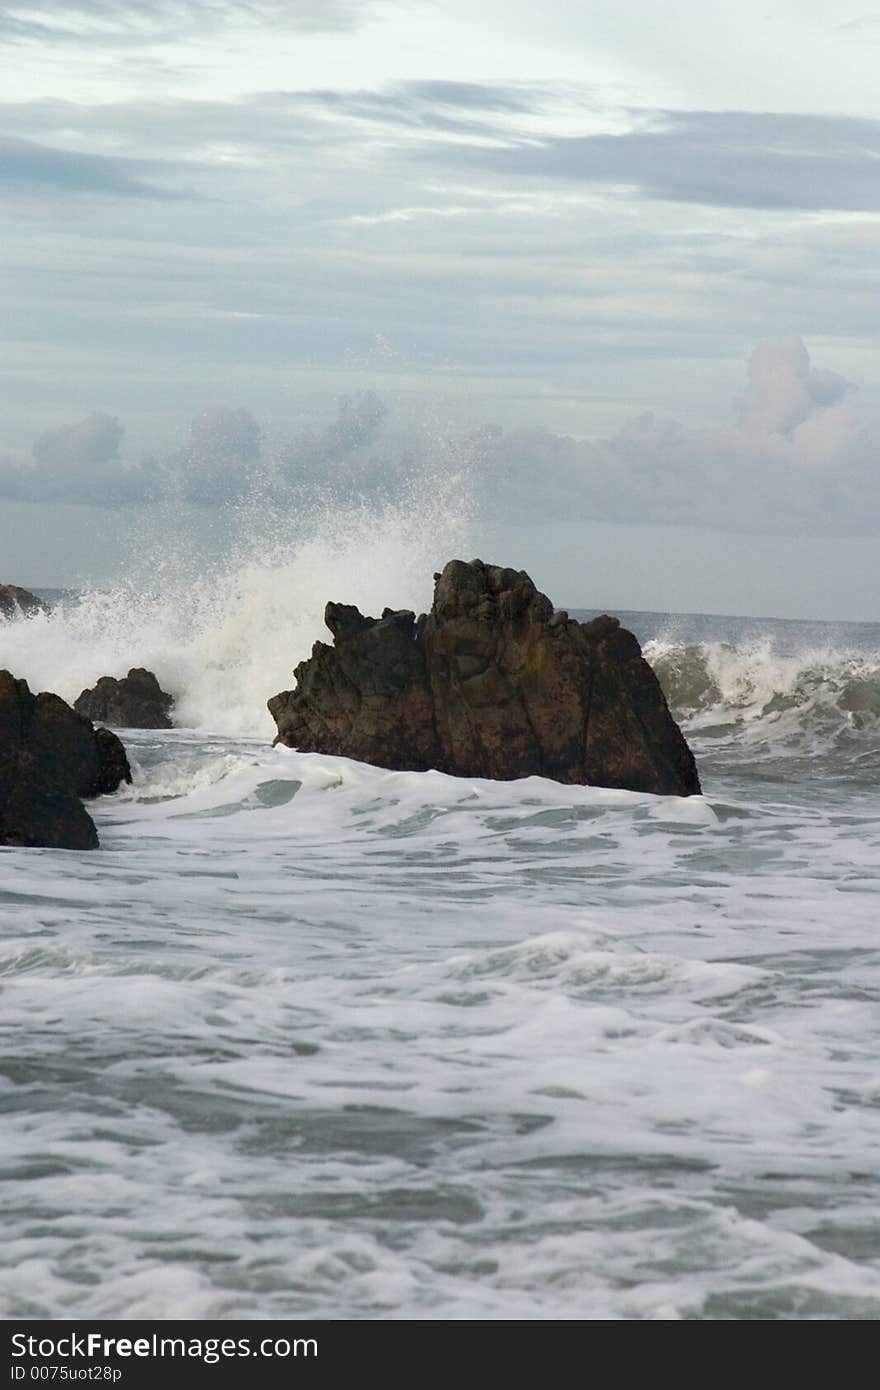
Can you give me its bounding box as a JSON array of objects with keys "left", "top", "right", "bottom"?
[
  {"left": 0, "top": 584, "right": 46, "bottom": 619},
  {"left": 89, "top": 726, "right": 135, "bottom": 797},
  {"left": 0, "top": 671, "right": 132, "bottom": 850},
  {"left": 269, "top": 559, "right": 701, "bottom": 796},
  {"left": 74, "top": 668, "right": 174, "bottom": 729}
]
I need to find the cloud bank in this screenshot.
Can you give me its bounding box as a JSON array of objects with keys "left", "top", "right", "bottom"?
[
  {"left": 0, "top": 341, "right": 876, "bottom": 538},
  {"left": 473, "top": 338, "right": 876, "bottom": 535}
]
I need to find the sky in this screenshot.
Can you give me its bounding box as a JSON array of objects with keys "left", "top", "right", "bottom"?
[{"left": 1, "top": 1, "right": 879, "bottom": 618}]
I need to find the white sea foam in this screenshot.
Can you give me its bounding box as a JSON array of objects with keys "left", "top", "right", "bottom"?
[{"left": 2, "top": 736, "right": 879, "bottom": 1319}]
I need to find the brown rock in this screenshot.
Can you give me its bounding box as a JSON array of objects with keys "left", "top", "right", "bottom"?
[
  {"left": 269, "top": 559, "right": 701, "bottom": 796},
  {"left": 74, "top": 667, "right": 174, "bottom": 729},
  {"left": 0, "top": 671, "right": 132, "bottom": 850},
  {"left": 0, "top": 584, "right": 46, "bottom": 619}
]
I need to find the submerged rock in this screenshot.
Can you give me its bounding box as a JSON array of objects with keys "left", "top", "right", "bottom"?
[
  {"left": 0, "top": 671, "right": 132, "bottom": 850},
  {"left": 0, "top": 584, "right": 46, "bottom": 619},
  {"left": 74, "top": 667, "right": 174, "bottom": 729},
  {"left": 269, "top": 559, "right": 701, "bottom": 796}
]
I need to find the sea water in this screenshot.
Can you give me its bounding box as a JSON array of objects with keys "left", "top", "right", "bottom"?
[{"left": 1, "top": 520, "right": 879, "bottom": 1320}]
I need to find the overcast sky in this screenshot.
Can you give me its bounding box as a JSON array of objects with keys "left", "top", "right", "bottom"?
[{"left": 1, "top": 2, "right": 879, "bottom": 618}]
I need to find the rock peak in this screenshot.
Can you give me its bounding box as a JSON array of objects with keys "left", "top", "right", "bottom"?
[
  {"left": 268, "top": 560, "right": 700, "bottom": 795},
  {"left": 0, "top": 584, "right": 46, "bottom": 620},
  {"left": 74, "top": 668, "right": 174, "bottom": 729}
]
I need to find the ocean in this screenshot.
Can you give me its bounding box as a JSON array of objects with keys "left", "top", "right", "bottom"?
[{"left": 2, "top": 530, "right": 879, "bottom": 1320}]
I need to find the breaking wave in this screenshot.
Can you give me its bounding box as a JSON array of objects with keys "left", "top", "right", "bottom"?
[
  {"left": 647, "top": 637, "right": 880, "bottom": 753},
  {"left": 0, "top": 480, "right": 475, "bottom": 736},
  {"left": 2, "top": 480, "right": 877, "bottom": 763}
]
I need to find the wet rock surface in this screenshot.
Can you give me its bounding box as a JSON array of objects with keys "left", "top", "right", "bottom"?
[
  {"left": 74, "top": 667, "right": 174, "bottom": 729},
  {"left": 0, "top": 671, "right": 131, "bottom": 849},
  {"left": 269, "top": 559, "right": 701, "bottom": 796},
  {"left": 0, "top": 584, "right": 46, "bottom": 620}
]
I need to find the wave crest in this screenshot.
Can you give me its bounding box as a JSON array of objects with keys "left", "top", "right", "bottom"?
[{"left": 647, "top": 637, "right": 880, "bottom": 750}]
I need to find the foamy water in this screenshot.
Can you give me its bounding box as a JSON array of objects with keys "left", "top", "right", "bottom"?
[{"left": 2, "top": 528, "right": 879, "bottom": 1320}]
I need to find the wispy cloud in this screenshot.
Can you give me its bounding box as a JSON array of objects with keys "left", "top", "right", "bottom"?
[
  {"left": 424, "top": 110, "right": 880, "bottom": 212},
  {"left": 0, "top": 1, "right": 367, "bottom": 46},
  {"left": 835, "top": 12, "right": 880, "bottom": 34},
  {"left": 8, "top": 91, "right": 877, "bottom": 214},
  {"left": 0, "top": 81, "right": 878, "bottom": 478},
  {"left": 0, "top": 81, "right": 546, "bottom": 162},
  {"left": 0, "top": 136, "right": 198, "bottom": 199}
]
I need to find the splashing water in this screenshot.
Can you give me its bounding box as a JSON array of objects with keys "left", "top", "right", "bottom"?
[
  {"left": 3, "top": 473, "right": 878, "bottom": 762},
  {"left": 0, "top": 478, "right": 476, "bottom": 735}
]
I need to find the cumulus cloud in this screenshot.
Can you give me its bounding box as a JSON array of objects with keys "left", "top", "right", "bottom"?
[
  {"left": 735, "top": 337, "right": 851, "bottom": 434},
  {"left": 0, "top": 343, "right": 876, "bottom": 535},
  {"left": 172, "top": 406, "right": 264, "bottom": 505},
  {"left": 472, "top": 339, "right": 879, "bottom": 535},
  {"left": 33, "top": 411, "right": 123, "bottom": 471},
  {"left": 0, "top": 412, "right": 162, "bottom": 504},
  {"left": 156, "top": 394, "right": 392, "bottom": 507},
  {"left": 0, "top": 396, "right": 392, "bottom": 509},
  {"left": 278, "top": 391, "right": 390, "bottom": 498}
]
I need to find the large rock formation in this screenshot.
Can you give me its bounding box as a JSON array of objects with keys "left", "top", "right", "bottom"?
[
  {"left": 0, "top": 671, "right": 132, "bottom": 850},
  {"left": 0, "top": 584, "right": 46, "bottom": 619},
  {"left": 269, "top": 560, "right": 701, "bottom": 796},
  {"left": 74, "top": 667, "right": 174, "bottom": 729}
]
